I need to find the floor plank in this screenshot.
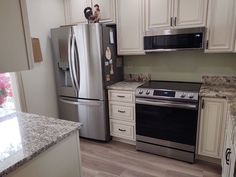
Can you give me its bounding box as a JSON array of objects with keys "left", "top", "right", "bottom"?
[{"left": 80, "top": 139, "right": 221, "bottom": 177}]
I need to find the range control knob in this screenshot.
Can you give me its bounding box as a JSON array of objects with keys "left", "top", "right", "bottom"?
[
  {"left": 138, "top": 90, "right": 143, "bottom": 94},
  {"left": 180, "top": 93, "right": 186, "bottom": 98},
  {"left": 189, "top": 94, "right": 194, "bottom": 99},
  {"left": 146, "top": 90, "right": 150, "bottom": 95}
]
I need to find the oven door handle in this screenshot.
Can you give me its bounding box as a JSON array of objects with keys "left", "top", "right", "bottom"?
[{"left": 136, "top": 98, "right": 198, "bottom": 110}]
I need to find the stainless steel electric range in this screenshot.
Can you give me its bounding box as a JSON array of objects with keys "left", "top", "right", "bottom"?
[{"left": 135, "top": 81, "right": 202, "bottom": 163}]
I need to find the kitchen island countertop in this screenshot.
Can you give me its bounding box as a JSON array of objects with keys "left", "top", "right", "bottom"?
[{"left": 0, "top": 109, "right": 82, "bottom": 177}]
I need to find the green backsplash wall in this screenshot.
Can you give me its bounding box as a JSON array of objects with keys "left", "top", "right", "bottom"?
[{"left": 124, "top": 51, "right": 236, "bottom": 82}]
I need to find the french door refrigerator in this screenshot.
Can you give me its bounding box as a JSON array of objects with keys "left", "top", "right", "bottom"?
[{"left": 51, "top": 24, "right": 123, "bottom": 141}]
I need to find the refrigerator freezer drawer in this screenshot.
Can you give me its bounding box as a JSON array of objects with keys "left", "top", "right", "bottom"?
[
  {"left": 58, "top": 97, "right": 79, "bottom": 122},
  {"left": 58, "top": 97, "right": 110, "bottom": 141}
]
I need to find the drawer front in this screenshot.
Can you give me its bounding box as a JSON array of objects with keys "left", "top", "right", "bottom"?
[
  {"left": 109, "top": 102, "right": 134, "bottom": 122},
  {"left": 110, "top": 120, "right": 135, "bottom": 140},
  {"left": 109, "top": 90, "right": 134, "bottom": 103}
]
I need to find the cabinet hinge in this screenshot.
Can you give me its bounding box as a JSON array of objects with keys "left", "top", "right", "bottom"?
[{"left": 202, "top": 100, "right": 205, "bottom": 109}]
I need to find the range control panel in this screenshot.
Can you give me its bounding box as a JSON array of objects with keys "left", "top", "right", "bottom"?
[{"left": 135, "top": 89, "right": 199, "bottom": 101}]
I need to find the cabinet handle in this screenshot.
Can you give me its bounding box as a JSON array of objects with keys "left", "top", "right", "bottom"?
[
  {"left": 225, "top": 148, "right": 231, "bottom": 165},
  {"left": 174, "top": 17, "right": 177, "bottom": 26},
  {"left": 201, "top": 100, "right": 205, "bottom": 109},
  {"left": 206, "top": 40, "right": 209, "bottom": 49},
  {"left": 170, "top": 17, "right": 173, "bottom": 26},
  {"left": 117, "top": 95, "right": 125, "bottom": 98},
  {"left": 118, "top": 110, "right": 126, "bottom": 113},
  {"left": 118, "top": 128, "right": 126, "bottom": 132}
]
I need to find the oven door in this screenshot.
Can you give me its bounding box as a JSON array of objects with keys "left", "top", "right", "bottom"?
[{"left": 136, "top": 98, "right": 199, "bottom": 149}]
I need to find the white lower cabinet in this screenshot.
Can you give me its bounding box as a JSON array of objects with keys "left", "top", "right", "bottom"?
[
  {"left": 198, "top": 97, "right": 228, "bottom": 159},
  {"left": 108, "top": 90, "right": 136, "bottom": 142},
  {"left": 7, "top": 132, "right": 81, "bottom": 177},
  {"left": 222, "top": 112, "right": 236, "bottom": 177},
  {"left": 110, "top": 119, "right": 135, "bottom": 140}
]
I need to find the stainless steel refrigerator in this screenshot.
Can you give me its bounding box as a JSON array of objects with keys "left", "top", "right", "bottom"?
[{"left": 51, "top": 24, "right": 123, "bottom": 141}]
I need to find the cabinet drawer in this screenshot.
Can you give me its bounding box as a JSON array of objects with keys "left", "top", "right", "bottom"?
[
  {"left": 110, "top": 120, "right": 135, "bottom": 140},
  {"left": 109, "top": 102, "right": 134, "bottom": 122},
  {"left": 108, "top": 90, "right": 134, "bottom": 103}
]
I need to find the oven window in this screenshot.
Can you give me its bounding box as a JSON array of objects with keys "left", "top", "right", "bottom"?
[{"left": 136, "top": 104, "right": 198, "bottom": 146}]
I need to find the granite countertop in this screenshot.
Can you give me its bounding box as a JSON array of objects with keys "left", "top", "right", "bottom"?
[
  {"left": 107, "top": 81, "right": 144, "bottom": 91},
  {"left": 200, "top": 85, "right": 236, "bottom": 100},
  {"left": 199, "top": 76, "right": 236, "bottom": 100},
  {"left": 0, "top": 109, "right": 82, "bottom": 177}
]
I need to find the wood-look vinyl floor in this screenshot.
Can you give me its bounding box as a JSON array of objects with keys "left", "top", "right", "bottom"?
[{"left": 80, "top": 139, "right": 221, "bottom": 177}]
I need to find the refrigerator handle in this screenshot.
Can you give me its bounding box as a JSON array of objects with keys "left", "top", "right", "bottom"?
[
  {"left": 60, "top": 98, "right": 79, "bottom": 105},
  {"left": 68, "top": 34, "right": 77, "bottom": 96},
  {"left": 71, "top": 33, "right": 80, "bottom": 94},
  {"left": 60, "top": 98, "right": 101, "bottom": 106}
]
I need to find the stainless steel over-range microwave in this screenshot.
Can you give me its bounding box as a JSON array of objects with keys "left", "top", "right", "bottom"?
[{"left": 144, "top": 27, "right": 206, "bottom": 52}]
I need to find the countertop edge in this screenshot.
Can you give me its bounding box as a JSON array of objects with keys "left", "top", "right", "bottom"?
[{"left": 1, "top": 125, "right": 81, "bottom": 177}]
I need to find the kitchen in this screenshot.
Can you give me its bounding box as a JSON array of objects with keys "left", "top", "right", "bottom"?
[{"left": 0, "top": 0, "right": 236, "bottom": 177}]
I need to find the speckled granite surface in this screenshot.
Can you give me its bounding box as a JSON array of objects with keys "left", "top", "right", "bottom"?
[
  {"left": 0, "top": 109, "right": 82, "bottom": 177},
  {"left": 124, "top": 73, "right": 151, "bottom": 82},
  {"left": 200, "top": 76, "right": 236, "bottom": 100},
  {"left": 107, "top": 81, "right": 144, "bottom": 91}
]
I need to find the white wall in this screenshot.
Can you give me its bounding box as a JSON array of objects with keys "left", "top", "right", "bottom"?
[{"left": 20, "top": 0, "right": 65, "bottom": 117}]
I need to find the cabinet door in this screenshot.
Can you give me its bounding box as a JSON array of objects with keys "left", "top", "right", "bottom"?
[
  {"left": 0, "top": 0, "right": 33, "bottom": 73},
  {"left": 205, "top": 0, "right": 236, "bottom": 52},
  {"left": 91, "top": 0, "right": 116, "bottom": 23},
  {"left": 198, "top": 98, "right": 228, "bottom": 159},
  {"left": 145, "top": 0, "right": 173, "bottom": 31},
  {"left": 64, "top": 0, "right": 91, "bottom": 24},
  {"left": 174, "top": 0, "right": 208, "bottom": 28},
  {"left": 116, "top": 0, "right": 145, "bottom": 55}
]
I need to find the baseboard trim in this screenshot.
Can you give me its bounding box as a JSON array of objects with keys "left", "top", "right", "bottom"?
[
  {"left": 196, "top": 154, "right": 221, "bottom": 165},
  {"left": 112, "top": 137, "right": 136, "bottom": 145}
]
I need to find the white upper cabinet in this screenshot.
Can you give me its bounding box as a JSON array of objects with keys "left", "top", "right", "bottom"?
[
  {"left": 198, "top": 98, "right": 228, "bottom": 159},
  {"left": 64, "top": 0, "right": 115, "bottom": 25},
  {"left": 205, "top": 0, "right": 236, "bottom": 52},
  {"left": 0, "top": 0, "right": 33, "bottom": 73},
  {"left": 145, "top": 0, "right": 173, "bottom": 31},
  {"left": 91, "top": 0, "right": 116, "bottom": 23},
  {"left": 144, "top": 0, "right": 208, "bottom": 31},
  {"left": 64, "top": 0, "right": 91, "bottom": 24},
  {"left": 116, "top": 0, "right": 145, "bottom": 55},
  {"left": 174, "top": 0, "right": 208, "bottom": 28}
]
